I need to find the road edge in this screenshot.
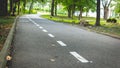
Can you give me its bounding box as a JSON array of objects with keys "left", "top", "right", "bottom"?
[{"left": 0, "top": 16, "right": 19, "bottom": 68}]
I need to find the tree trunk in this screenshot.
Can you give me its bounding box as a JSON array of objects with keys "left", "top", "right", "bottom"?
[
  {"left": 95, "top": 0, "right": 101, "bottom": 26},
  {"left": 54, "top": 0, "right": 57, "bottom": 16},
  {"left": 0, "top": 0, "right": 8, "bottom": 16},
  {"left": 9, "top": 0, "right": 13, "bottom": 15},
  {"left": 12, "top": 2, "right": 16, "bottom": 16},
  {"left": 17, "top": 1, "right": 20, "bottom": 15},
  {"left": 78, "top": 7, "right": 83, "bottom": 20},
  {"left": 104, "top": 7, "right": 109, "bottom": 20},
  {"left": 51, "top": 0, "right": 55, "bottom": 16},
  {"left": 72, "top": 4, "right": 75, "bottom": 19},
  {"left": 68, "top": 5, "right": 72, "bottom": 18},
  {"left": 86, "top": 9, "right": 89, "bottom": 17},
  {"left": 86, "top": 12, "right": 88, "bottom": 17},
  {"left": 29, "top": 0, "right": 34, "bottom": 14},
  {"left": 23, "top": 0, "right": 26, "bottom": 13}
]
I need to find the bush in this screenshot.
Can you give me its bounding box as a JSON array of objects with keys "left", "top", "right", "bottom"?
[{"left": 106, "top": 18, "right": 117, "bottom": 23}]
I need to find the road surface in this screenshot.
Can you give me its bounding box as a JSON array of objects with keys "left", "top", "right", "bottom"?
[{"left": 10, "top": 14, "right": 120, "bottom": 68}]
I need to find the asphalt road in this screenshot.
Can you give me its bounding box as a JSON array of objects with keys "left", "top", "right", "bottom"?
[{"left": 10, "top": 14, "right": 120, "bottom": 68}]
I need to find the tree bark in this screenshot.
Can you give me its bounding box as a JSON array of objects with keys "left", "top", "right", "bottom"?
[
  {"left": 54, "top": 0, "right": 57, "bottom": 16},
  {"left": 0, "top": 0, "right": 8, "bottom": 16},
  {"left": 23, "top": 0, "right": 26, "bottom": 13},
  {"left": 104, "top": 7, "right": 109, "bottom": 20},
  {"left": 95, "top": 0, "right": 101, "bottom": 26},
  {"left": 17, "top": 1, "right": 20, "bottom": 15},
  {"left": 86, "top": 12, "right": 88, "bottom": 17},
  {"left": 68, "top": 5, "right": 72, "bottom": 18},
  {"left": 101, "top": 0, "right": 112, "bottom": 20},
  {"left": 72, "top": 4, "right": 75, "bottom": 19},
  {"left": 9, "top": 0, "right": 13, "bottom": 15},
  {"left": 51, "top": 0, "right": 55, "bottom": 16},
  {"left": 78, "top": 7, "right": 83, "bottom": 20}
]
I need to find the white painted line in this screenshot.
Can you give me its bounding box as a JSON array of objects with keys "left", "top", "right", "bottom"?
[
  {"left": 27, "top": 18, "right": 41, "bottom": 27},
  {"left": 28, "top": 18, "right": 36, "bottom": 24},
  {"left": 34, "top": 23, "right": 37, "bottom": 25},
  {"left": 48, "top": 34, "right": 55, "bottom": 38},
  {"left": 57, "top": 41, "right": 67, "bottom": 46},
  {"left": 36, "top": 24, "right": 40, "bottom": 27},
  {"left": 70, "top": 51, "right": 89, "bottom": 63},
  {"left": 42, "top": 29, "right": 48, "bottom": 32},
  {"left": 39, "top": 26, "right": 43, "bottom": 29}
]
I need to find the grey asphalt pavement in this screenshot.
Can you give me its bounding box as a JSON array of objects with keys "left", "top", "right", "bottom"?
[{"left": 10, "top": 14, "right": 120, "bottom": 68}]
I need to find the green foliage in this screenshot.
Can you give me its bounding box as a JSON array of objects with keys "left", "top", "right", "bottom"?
[
  {"left": 24, "top": 9, "right": 37, "bottom": 14},
  {"left": 115, "top": 3, "right": 120, "bottom": 13},
  {"left": 57, "top": 9, "right": 67, "bottom": 15},
  {"left": 0, "top": 17, "right": 15, "bottom": 24}
]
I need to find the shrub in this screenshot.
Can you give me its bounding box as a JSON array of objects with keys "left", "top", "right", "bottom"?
[{"left": 106, "top": 18, "right": 117, "bottom": 23}]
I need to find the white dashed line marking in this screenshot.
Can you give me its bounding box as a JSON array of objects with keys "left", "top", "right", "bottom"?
[
  {"left": 36, "top": 24, "right": 40, "bottom": 27},
  {"left": 34, "top": 23, "right": 37, "bottom": 25},
  {"left": 27, "top": 18, "right": 40, "bottom": 27},
  {"left": 28, "top": 18, "right": 36, "bottom": 24},
  {"left": 70, "top": 51, "right": 89, "bottom": 63},
  {"left": 39, "top": 26, "right": 43, "bottom": 29},
  {"left": 57, "top": 41, "right": 67, "bottom": 46},
  {"left": 42, "top": 29, "right": 48, "bottom": 32},
  {"left": 48, "top": 34, "right": 55, "bottom": 38}
]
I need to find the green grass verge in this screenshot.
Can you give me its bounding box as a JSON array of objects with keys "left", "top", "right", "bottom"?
[
  {"left": 41, "top": 15, "right": 120, "bottom": 37},
  {"left": 0, "top": 16, "right": 15, "bottom": 50},
  {"left": 41, "top": 15, "right": 106, "bottom": 24}
]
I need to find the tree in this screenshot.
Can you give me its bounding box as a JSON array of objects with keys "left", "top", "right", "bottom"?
[
  {"left": 29, "top": 0, "right": 34, "bottom": 14},
  {"left": 76, "top": 0, "right": 96, "bottom": 20},
  {"left": 22, "top": 0, "right": 27, "bottom": 13},
  {"left": 101, "top": 0, "right": 112, "bottom": 20},
  {"left": 76, "top": 0, "right": 86, "bottom": 20},
  {"left": 9, "top": 0, "right": 14, "bottom": 15},
  {"left": 114, "top": 0, "right": 120, "bottom": 17},
  {"left": 29, "top": 0, "right": 44, "bottom": 14},
  {"left": 85, "top": 0, "right": 96, "bottom": 17},
  {"left": 0, "top": 0, "right": 8, "bottom": 16},
  {"left": 54, "top": 0, "right": 57, "bottom": 16},
  {"left": 95, "top": 0, "right": 101, "bottom": 26},
  {"left": 51, "top": 0, "right": 55, "bottom": 16}
]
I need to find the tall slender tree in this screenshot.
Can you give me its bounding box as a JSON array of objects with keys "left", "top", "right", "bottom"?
[
  {"left": 51, "top": 0, "right": 55, "bottom": 16},
  {"left": 9, "top": 0, "right": 13, "bottom": 15},
  {"left": 54, "top": 0, "right": 57, "bottom": 16},
  {"left": 0, "top": 0, "right": 8, "bottom": 16},
  {"left": 29, "top": 0, "right": 34, "bottom": 14},
  {"left": 95, "top": 0, "right": 101, "bottom": 26},
  {"left": 101, "top": 0, "right": 112, "bottom": 20}
]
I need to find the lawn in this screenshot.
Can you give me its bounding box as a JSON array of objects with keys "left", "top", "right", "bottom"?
[
  {"left": 0, "top": 16, "right": 15, "bottom": 51},
  {"left": 41, "top": 15, "right": 106, "bottom": 24},
  {"left": 41, "top": 15, "right": 120, "bottom": 37}
]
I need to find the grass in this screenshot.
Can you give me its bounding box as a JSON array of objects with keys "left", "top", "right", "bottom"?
[
  {"left": 42, "top": 15, "right": 80, "bottom": 24},
  {"left": 41, "top": 14, "right": 120, "bottom": 37},
  {"left": 41, "top": 15, "right": 106, "bottom": 24},
  {"left": 0, "top": 16, "right": 15, "bottom": 51}
]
